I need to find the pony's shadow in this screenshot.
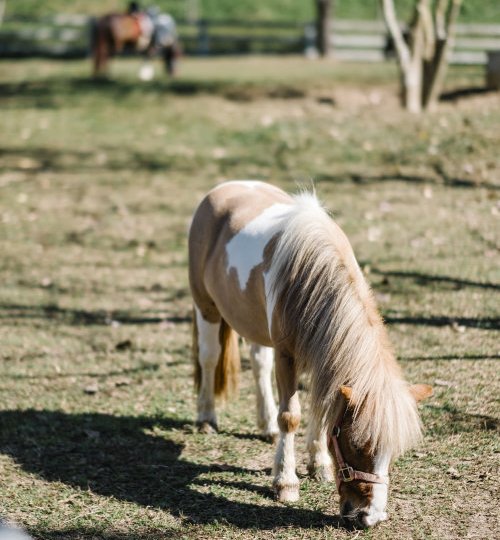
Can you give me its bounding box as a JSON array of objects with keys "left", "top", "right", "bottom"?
[{"left": 0, "top": 409, "right": 343, "bottom": 531}]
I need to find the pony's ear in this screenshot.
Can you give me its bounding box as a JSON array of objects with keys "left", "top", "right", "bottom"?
[
  {"left": 340, "top": 385, "right": 354, "bottom": 404},
  {"left": 409, "top": 384, "right": 433, "bottom": 402}
]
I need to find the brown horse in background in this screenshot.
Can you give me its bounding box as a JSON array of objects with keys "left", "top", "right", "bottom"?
[{"left": 91, "top": 10, "right": 179, "bottom": 78}]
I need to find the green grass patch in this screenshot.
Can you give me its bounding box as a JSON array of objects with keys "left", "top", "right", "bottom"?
[
  {"left": 5, "top": 0, "right": 500, "bottom": 23},
  {"left": 0, "top": 56, "right": 499, "bottom": 539}
]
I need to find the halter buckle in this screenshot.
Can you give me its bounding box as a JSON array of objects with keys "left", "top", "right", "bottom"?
[{"left": 339, "top": 466, "right": 355, "bottom": 482}]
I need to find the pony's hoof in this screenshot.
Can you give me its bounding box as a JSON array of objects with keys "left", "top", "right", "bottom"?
[
  {"left": 308, "top": 464, "right": 334, "bottom": 482},
  {"left": 275, "top": 485, "right": 300, "bottom": 503},
  {"left": 262, "top": 432, "right": 279, "bottom": 444},
  {"left": 197, "top": 421, "right": 218, "bottom": 434}
]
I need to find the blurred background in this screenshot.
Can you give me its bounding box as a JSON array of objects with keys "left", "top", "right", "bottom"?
[{"left": 1, "top": 0, "right": 499, "bottom": 61}]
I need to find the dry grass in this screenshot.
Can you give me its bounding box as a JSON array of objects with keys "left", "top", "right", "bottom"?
[{"left": 0, "top": 56, "right": 498, "bottom": 540}]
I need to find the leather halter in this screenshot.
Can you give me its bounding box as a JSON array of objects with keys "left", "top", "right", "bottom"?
[{"left": 329, "top": 403, "right": 389, "bottom": 491}]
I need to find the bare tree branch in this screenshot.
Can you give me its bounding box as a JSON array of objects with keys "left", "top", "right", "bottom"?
[
  {"left": 419, "top": 0, "right": 436, "bottom": 60},
  {"left": 380, "top": 0, "right": 411, "bottom": 70},
  {"left": 435, "top": 0, "right": 449, "bottom": 39},
  {"left": 423, "top": 0, "right": 463, "bottom": 109},
  {"left": 446, "top": 0, "right": 462, "bottom": 30}
]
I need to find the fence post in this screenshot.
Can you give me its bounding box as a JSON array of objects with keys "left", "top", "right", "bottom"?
[
  {"left": 197, "top": 19, "right": 209, "bottom": 55},
  {"left": 87, "top": 16, "right": 96, "bottom": 57},
  {"left": 486, "top": 50, "right": 500, "bottom": 89},
  {"left": 304, "top": 22, "right": 318, "bottom": 58},
  {"left": 315, "top": 0, "right": 332, "bottom": 56}
]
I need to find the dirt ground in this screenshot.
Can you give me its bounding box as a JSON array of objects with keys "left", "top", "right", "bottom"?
[{"left": 0, "top": 56, "right": 498, "bottom": 540}]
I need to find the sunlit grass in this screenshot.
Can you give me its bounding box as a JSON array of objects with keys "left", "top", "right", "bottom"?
[{"left": 0, "top": 56, "right": 498, "bottom": 540}]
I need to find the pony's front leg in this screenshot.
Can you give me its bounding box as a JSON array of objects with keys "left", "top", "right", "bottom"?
[
  {"left": 306, "top": 415, "right": 334, "bottom": 482},
  {"left": 272, "top": 351, "right": 301, "bottom": 502},
  {"left": 194, "top": 307, "right": 221, "bottom": 433},
  {"left": 249, "top": 344, "right": 278, "bottom": 442}
]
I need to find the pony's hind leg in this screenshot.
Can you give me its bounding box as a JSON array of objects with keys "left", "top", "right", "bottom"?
[
  {"left": 249, "top": 344, "right": 278, "bottom": 442},
  {"left": 192, "top": 305, "right": 240, "bottom": 433},
  {"left": 193, "top": 306, "right": 221, "bottom": 433},
  {"left": 306, "top": 415, "right": 334, "bottom": 482},
  {"left": 272, "top": 350, "right": 301, "bottom": 502}
]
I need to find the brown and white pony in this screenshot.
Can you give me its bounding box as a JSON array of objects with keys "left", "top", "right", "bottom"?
[
  {"left": 188, "top": 181, "right": 432, "bottom": 528},
  {"left": 91, "top": 11, "right": 179, "bottom": 78}
]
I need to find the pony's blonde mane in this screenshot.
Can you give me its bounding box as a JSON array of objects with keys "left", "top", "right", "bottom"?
[{"left": 268, "top": 192, "right": 422, "bottom": 456}]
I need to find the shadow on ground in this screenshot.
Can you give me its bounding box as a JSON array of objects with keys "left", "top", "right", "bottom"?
[
  {"left": 0, "top": 76, "right": 306, "bottom": 109},
  {"left": 27, "top": 530, "right": 177, "bottom": 540},
  {"left": 2, "top": 301, "right": 498, "bottom": 331},
  {"left": 369, "top": 267, "right": 500, "bottom": 291},
  {"left": 425, "top": 403, "right": 499, "bottom": 433},
  {"left": 26, "top": 529, "right": 181, "bottom": 540},
  {"left": 383, "top": 314, "right": 500, "bottom": 330},
  {"left": 440, "top": 86, "right": 497, "bottom": 102},
  {"left": 0, "top": 410, "right": 342, "bottom": 534},
  {"left": 400, "top": 353, "right": 500, "bottom": 361},
  {"left": 0, "top": 144, "right": 192, "bottom": 173},
  {"left": 316, "top": 171, "right": 500, "bottom": 191},
  {"left": 0, "top": 303, "right": 190, "bottom": 326}
]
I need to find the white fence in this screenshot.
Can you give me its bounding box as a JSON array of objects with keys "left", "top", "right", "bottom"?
[
  {"left": 0, "top": 16, "right": 499, "bottom": 64},
  {"left": 330, "top": 19, "right": 500, "bottom": 64}
]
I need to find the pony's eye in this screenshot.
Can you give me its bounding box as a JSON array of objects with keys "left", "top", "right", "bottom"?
[{"left": 351, "top": 441, "right": 364, "bottom": 452}]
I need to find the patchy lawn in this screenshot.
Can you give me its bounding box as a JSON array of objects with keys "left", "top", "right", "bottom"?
[{"left": 0, "top": 56, "right": 498, "bottom": 540}]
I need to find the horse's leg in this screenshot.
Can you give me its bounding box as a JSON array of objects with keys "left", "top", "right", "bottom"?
[
  {"left": 95, "top": 32, "right": 109, "bottom": 76},
  {"left": 249, "top": 344, "right": 278, "bottom": 442},
  {"left": 272, "top": 350, "right": 301, "bottom": 502},
  {"left": 193, "top": 305, "right": 221, "bottom": 433},
  {"left": 163, "top": 45, "right": 175, "bottom": 76},
  {"left": 91, "top": 19, "right": 99, "bottom": 77},
  {"left": 93, "top": 30, "right": 103, "bottom": 76},
  {"left": 306, "top": 415, "right": 334, "bottom": 482},
  {"left": 93, "top": 46, "right": 100, "bottom": 77},
  {"left": 100, "top": 44, "right": 109, "bottom": 76}
]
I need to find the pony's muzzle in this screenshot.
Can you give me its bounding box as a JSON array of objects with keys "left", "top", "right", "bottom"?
[
  {"left": 341, "top": 501, "right": 364, "bottom": 528},
  {"left": 341, "top": 510, "right": 369, "bottom": 530},
  {"left": 341, "top": 503, "right": 385, "bottom": 529}
]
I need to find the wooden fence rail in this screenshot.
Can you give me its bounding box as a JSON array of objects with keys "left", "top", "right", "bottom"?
[
  {"left": 329, "top": 20, "right": 500, "bottom": 65},
  {"left": 0, "top": 16, "right": 499, "bottom": 65}
]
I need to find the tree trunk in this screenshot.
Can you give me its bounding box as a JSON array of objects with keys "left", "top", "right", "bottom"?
[
  {"left": 422, "top": 0, "right": 462, "bottom": 109},
  {"left": 403, "top": 4, "right": 426, "bottom": 114},
  {"left": 403, "top": 62, "right": 423, "bottom": 114},
  {"left": 380, "top": 0, "right": 462, "bottom": 113},
  {"left": 315, "top": 0, "right": 332, "bottom": 57}
]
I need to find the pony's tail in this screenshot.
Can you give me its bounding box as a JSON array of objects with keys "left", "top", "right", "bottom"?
[
  {"left": 192, "top": 311, "right": 240, "bottom": 400},
  {"left": 215, "top": 318, "right": 240, "bottom": 398}
]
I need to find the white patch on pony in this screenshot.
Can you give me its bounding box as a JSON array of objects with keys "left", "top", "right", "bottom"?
[
  {"left": 362, "top": 451, "right": 390, "bottom": 527},
  {"left": 225, "top": 202, "right": 292, "bottom": 291},
  {"left": 263, "top": 271, "right": 277, "bottom": 335},
  {"left": 139, "top": 63, "right": 155, "bottom": 81},
  {"left": 249, "top": 344, "right": 278, "bottom": 437},
  {"left": 194, "top": 306, "right": 221, "bottom": 425}
]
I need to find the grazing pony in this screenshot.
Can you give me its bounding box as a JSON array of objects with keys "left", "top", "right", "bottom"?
[
  {"left": 188, "top": 181, "right": 432, "bottom": 528},
  {"left": 91, "top": 9, "right": 179, "bottom": 78}
]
